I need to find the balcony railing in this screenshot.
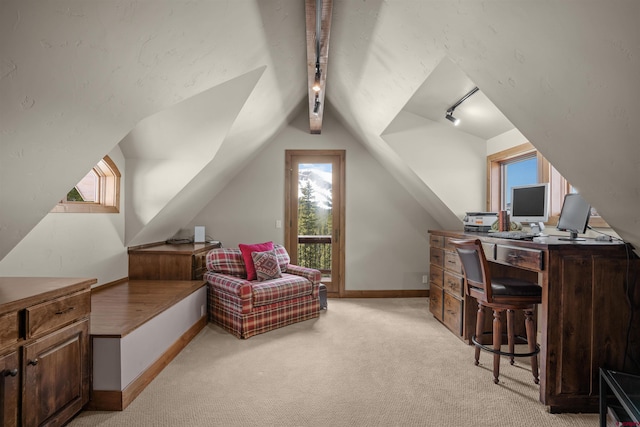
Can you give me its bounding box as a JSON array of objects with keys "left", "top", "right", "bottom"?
[{"left": 297, "top": 235, "right": 331, "bottom": 276}]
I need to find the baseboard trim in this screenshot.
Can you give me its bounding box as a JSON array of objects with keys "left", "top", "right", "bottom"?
[
  {"left": 88, "top": 316, "right": 207, "bottom": 411},
  {"left": 341, "top": 290, "right": 429, "bottom": 298}
]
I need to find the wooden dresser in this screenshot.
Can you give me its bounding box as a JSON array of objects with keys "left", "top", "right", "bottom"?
[
  {"left": 0, "top": 277, "right": 96, "bottom": 427},
  {"left": 428, "top": 230, "right": 640, "bottom": 414},
  {"left": 128, "top": 241, "right": 221, "bottom": 281}
]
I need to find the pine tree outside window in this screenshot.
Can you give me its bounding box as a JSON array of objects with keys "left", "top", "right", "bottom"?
[{"left": 297, "top": 163, "right": 332, "bottom": 276}]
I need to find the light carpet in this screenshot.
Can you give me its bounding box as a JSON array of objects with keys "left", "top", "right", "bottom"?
[{"left": 70, "top": 298, "right": 597, "bottom": 426}]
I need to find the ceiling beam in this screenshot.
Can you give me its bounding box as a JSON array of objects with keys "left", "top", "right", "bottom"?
[{"left": 305, "top": 0, "right": 333, "bottom": 134}]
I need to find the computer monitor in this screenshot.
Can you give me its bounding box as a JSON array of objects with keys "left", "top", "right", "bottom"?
[
  {"left": 509, "top": 183, "right": 549, "bottom": 228},
  {"left": 557, "top": 193, "right": 591, "bottom": 241}
]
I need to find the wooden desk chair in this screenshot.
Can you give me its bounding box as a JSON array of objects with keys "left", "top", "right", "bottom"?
[{"left": 451, "top": 239, "right": 542, "bottom": 384}]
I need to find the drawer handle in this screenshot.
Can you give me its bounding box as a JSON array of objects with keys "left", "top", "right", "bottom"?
[
  {"left": 27, "top": 359, "right": 39, "bottom": 366},
  {"left": 2, "top": 368, "right": 18, "bottom": 377},
  {"left": 55, "top": 306, "right": 75, "bottom": 315}
]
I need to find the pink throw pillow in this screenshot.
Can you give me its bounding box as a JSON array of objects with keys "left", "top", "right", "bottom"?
[{"left": 239, "top": 241, "right": 274, "bottom": 281}]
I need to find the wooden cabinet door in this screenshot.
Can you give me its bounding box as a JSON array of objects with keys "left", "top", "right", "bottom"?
[
  {"left": 23, "top": 319, "right": 89, "bottom": 427},
  {"left": 0, "top": 351, "right": 19, "bottom": 427}
]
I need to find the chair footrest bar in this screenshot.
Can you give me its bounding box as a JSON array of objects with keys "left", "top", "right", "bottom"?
[{"left": 472, "top": 332, "right": 540, "bottom": 358}]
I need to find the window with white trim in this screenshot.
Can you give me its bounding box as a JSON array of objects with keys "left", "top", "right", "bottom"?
[
  {"left": 487, "top": 143, "right": 607, "bottom": 227},
  {"left": 52, "top": 156, "right": 120, "bottom": 213}
]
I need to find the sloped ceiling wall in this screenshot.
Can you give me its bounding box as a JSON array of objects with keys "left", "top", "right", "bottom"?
[
  {"left": 327, "top": 1, "right": 640, "bottom": 248},
  {"left": 0, "top": 1, "right": 307, "bottom": 260},
  {"left": 121, "top": 67, "right": 265, "bottom": 246},
  {"left": 1, "top": 1, "right": 638, "bottom": 260}
]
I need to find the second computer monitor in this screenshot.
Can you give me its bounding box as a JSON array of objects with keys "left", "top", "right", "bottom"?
[{"left": 557, "top": 193, "right": 591, "bottom": 241}]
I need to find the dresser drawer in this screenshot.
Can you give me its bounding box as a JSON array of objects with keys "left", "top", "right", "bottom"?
[
  {"left": 443, "top": 293, "right": 463, "bottom": 336},
  {"left": 430, "top": 247, "right": 444, "bottom": 267},
  {"left": 495, "top": 245, "right": 544, "bottom": 272},
  {"left": 429, "top": 234, "right": 445, "bottom": 248},
  {"left": 26, "top": 290, "right": 90, "bottom": 339},
  {"left": 429, "top": 265, "right": 444, "bottom": 287},
  {"left": 444, "top": 270, "right": 464, "bottom": 297},
  {"left": 0, "top": 311, "right": 19, "bottom": 350},
  {"left": 444, "top": 251, "right": 463, "bottom": 274},
  {"left": 429, "top": 283, "right": 443, "bottom": 321}
]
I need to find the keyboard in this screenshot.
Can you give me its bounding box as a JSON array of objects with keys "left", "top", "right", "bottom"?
[{"left": 489, "top": 231, "right": 537, "bottom": 240}]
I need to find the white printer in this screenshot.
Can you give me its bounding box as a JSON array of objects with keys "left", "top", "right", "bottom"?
[{"left": 462, "top": 212, "right": 498, "bottom": 232}]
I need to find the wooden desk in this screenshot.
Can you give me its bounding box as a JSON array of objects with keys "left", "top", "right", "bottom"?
[{"left": 429, "top": 230, "right": 640, "bottom": 414}]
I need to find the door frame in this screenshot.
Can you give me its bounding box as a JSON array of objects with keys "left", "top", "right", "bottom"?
[{"left": 284, "top": 149, "right": 345, "bottom": 297}]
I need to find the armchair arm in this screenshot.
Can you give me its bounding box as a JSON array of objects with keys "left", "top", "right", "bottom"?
[
  {"left": 285, "top": 264, "right": 322, "bottom": 285},
  {"left": 205, "top": 272, "right": 253, "bottom": 314}
]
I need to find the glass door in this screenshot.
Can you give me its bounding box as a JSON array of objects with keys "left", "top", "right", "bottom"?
[{"left": 285, "top": 150, "right": 344, "bottom": 297}]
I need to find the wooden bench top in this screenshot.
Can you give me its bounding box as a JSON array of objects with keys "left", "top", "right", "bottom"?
[{"left": 90, "top": 280, "right": 206, "bottom": 338}]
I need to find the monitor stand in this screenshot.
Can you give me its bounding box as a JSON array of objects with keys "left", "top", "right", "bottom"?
[
  {"left": 529, "top": 222, "right": 547, "bottom": 236},
  {"left": 558, "top": 231, "right": 586, "bottom": 241}
]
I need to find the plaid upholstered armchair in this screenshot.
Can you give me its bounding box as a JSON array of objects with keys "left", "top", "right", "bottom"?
[{"left": 204, "top": 243, "right": 321, "bottom": 339}]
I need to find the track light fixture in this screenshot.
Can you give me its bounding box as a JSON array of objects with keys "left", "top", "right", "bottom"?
[
  {"left": 445, "top": 112, "right": 460, "bottom": 126},
  {"left": 445, "top": 86, "right": 479, "bottom": 126}
]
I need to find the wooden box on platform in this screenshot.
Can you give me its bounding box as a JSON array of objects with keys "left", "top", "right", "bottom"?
[{"left": 128, "top": 241, "right": 221, "bottom": 281}]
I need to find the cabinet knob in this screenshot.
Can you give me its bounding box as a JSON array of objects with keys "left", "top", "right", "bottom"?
[
  {"left": 27, "top": 358, "right": 39, "bottom": 366},
  {"left": 2, "top": 368, "right": 18, "bottom": 377}
]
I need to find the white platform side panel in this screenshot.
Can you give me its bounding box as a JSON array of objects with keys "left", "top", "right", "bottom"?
[{"left": 92, "top": 287, "right": 206, "bottom": 391}]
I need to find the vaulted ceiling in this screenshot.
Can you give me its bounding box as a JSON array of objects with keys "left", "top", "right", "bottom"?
[{"left": 1, "top": 1, "right": 639, "bottom": 259}]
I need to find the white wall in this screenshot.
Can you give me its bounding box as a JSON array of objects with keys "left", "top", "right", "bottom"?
[
  {"left": 383, "top": 112, "right": 487, "bottom": 218},
  {"left": 187, "top": 108, "right": 438, "bottom": 291},
  {"left": 0, "top": 146, "right": 127, "bottom": 286},
  {"left": 486, "top": 129, "right": 528, "bottom": 156}
]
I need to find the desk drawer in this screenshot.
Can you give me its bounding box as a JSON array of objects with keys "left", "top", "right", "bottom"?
[
  {"left": 429, "top": 283, "right": 443, "bottom": 321},
  {"left": 443, "top": 293, "right": 463, "bottom": 336},
  {"left": 444, "top": 251, "right": 463, "bottom": 274},
  {"left": 26, "top": 290, "right": 90, "bottom": 339},
  {"left": 430, "top": 234, "right": 445, "bottom": 248},
  {"left": 429, "top": 265, "right": 444, "bottom": 286},
  {"left": 444, "top": 271, "right": 464, "bottom": 297},
  {"left": 495, "top": 245, "right": 543, "bottom": 272},
  {"left": 430, "top": 247, "right": 444, "bottom": 267}
]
